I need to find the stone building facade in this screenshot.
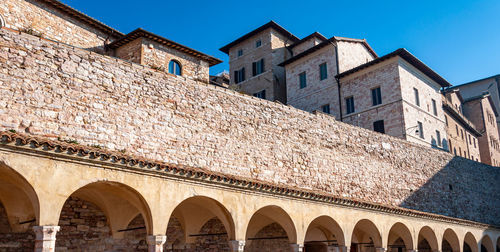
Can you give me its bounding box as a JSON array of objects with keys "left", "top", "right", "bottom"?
[
  {"left": 462, "top": 94, "right": 500, "bottom": 166},
  {"left": 453, "top": 74, "right": 500, "bottom": 136},
  {"left": 338, "top": 49, "right": 450, "bottom": 149},
  {"left": 220, "top": 21, "right": 299, "bottom": 102},
  {"left": 442, "top": 90, "right": 481, "bottom": 161},
  {"left": 0, "top": 0, "right": 221, "bottom": 83}
]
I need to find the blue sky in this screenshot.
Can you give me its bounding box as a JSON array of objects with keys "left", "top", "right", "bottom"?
[{"left": 61, "top": 0, "right": 500, "bottom": 85}]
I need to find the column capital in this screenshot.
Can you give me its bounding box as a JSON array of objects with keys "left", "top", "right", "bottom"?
[
  {"left": 33, "top": 226, "right": 60, "bottom": 252},
  {"left": 376, "top": 248, "right": 387, "bottom": 252},
  {"left": 229, "top": 240, "right": 245, "bottom": 252},
  {"left": 147, "top": 235, "right": 167, "bottom": 252},
  {"left": 291, "top": 243, "right": 304, "bottom": 252}
]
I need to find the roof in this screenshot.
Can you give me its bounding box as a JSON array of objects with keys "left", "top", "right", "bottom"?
[
  {"left": 336, "top": 48, "right": 451, "bottom": 88},
  {"left": 288, "top": 32, "right": 327, "bottom": 49},
  {"left": 463, "top": 93, "right": 499, "bottom": 116},
  {"left": 452, "top": 74, "right": 500, "bottom": 89},
  {"left": 108, "top": 28, "right": 222, "bottom": 67},
  {"left": 0, "top": 131, "right": 496, "bottom": 229},
  {"left": 37, "top": 0, "right": 123, "bottom": 37},
  {"left": 219, "top": 21, "right": 300, "bottom": 54},
  {"left": 278, "top": 36, "right": 378, "bottom": 67}
]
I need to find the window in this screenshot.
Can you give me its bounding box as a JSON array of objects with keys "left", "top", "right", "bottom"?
[
  {"left": 459, "top": 147, "right": 462, "bottom": 157},
  {"left": 460, "top": 129, "right": 464, "bottom": 140},
  {"left": 474, "top": 138, "right": 477, "bottom": 148},
  {"left": 346, "top": 96, "right": 355, "bottom": 114},
  {"left": 256, "top": 40, "right": 261, "bottom": 48},
  {"left": 319, "top": 63, "right": 328, "bottom": 80},
  {"left": 471, "top": 155, "right": 474, "bottom": 161},
  {"left": 237, "top": 49, "right": 243, "bottom": 57},
  {"left": 436, "top": 130, "right": 441, "bottom": 146},
  {"left": 252, "top": 59, "right": 265, "bottom": 76},
  {"left": 168, "top": 60, "right": 182, "bottom": 75},
  {"left": 445, "top": 115, "right": 448, "bottom": 126},
  {"left": 371, "top": 87, "right": 382, "bottom": 106},
  {"left": 453, "top": 148, "right": 457, "bottom": 155},
  {"left": 234, "top": 68, "right": 245, "bottom": 84},
  {"left": 299, "top": 72, "right": 307, "bottom": 89},
  {"left": 373, "top": 120, "right": 385, "bottom": 134},
  {"left": 455, "top": 125, "right": 458, "bottom": 136},
  {"left": 417, "top": 121, "right": 424, "bottom": 139},
  {"left": 253, "top": 90, "right": 266, "bottom": 99},
  {"left": 413, "top": 88, "right": 420, "bottom": 106},
  {"left": 449, "top": 140, "right": 453, "bottom": 152},
  {"left": 321, "top": 104, "right": 330, "bottom": 114},
  {"left": 432, "top": 99, "right": 437, "bottom": 116},
  {"left": 468, "top": 134, "right": 472, "bottom": 144}
]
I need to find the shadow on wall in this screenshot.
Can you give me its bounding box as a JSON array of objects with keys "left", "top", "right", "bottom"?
[{"left": 399, "top": 156, "right": 500, "bottom": 226}]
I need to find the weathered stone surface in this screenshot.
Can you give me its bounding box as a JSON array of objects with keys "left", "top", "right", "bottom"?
[{"left": 0, "top": 29, "right": 498, "bottom": 226}]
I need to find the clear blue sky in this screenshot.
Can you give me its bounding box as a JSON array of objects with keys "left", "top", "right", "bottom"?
[{"left": 61, "top": 0, "right": 500, "bottom": 85}]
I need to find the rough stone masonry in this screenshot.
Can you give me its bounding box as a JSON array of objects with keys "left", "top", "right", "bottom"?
[{"left": 0, "top": 29, "right": 498, "bottom": 226}]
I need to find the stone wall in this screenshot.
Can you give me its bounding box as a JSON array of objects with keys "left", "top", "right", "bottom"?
[
  {"left": 291, "top": 37, "right": 323, "bottom": 56},
  {"left": 245, "top": 223, "right": 289, "bottom": 252},
  {"left": 114, "top": 38, "right": 142, "bottom": 65},
  {"left": 0, "top": 29, "right": 499, "bottom": 225},
  {"left": 336, "top": 41, "right": 375, "bottom": 72},
  {"left": 0, "top": 202, "right": 34, "bottom": 251},
  {"left": 0, "top": 0, "right": 119, "bottom": 53}
]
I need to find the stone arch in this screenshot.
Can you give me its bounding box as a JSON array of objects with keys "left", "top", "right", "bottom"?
[
  {"left": 0, "top": 162, "right": 39, "bottom": 231},
  {"left": 442, "top": 229, "right": 460, "bottom": 252},
  {"left": 351, "top": 219, "right": 383, "bottom": 252},
  {"left": 165, "top": 195, "right": 235, "bottom": 250},
  {"left": 0, "top": 162, "right": 40, "bottom": 251},
  {"left": 480, "top": 235, "right": 494, "bottom": 252},
  {"left": 418, "top": 226, "right": 439, "bottom": 252},
  {"left": 387, "top": 222, "right": 414, "bottom": 252},
  {"left": 464, "top": 232, "right": 478, "bottom": 252},
  {"left": 304, "top": 215, "right": 345, "bottom": 252},
  {"left": 244, "top": 205, "right": 297, "bottom": 252},
  {"left": 55, "top": 181, "right": 153, "bottom": 250}
]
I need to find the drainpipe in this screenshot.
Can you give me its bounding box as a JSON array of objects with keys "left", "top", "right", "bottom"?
[{"left": 329, "top": 39, "right": 343, "bottom": 121}]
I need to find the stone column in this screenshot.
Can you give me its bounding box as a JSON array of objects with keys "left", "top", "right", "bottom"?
[
  {"left": 328, "top": 246, "right": 342, "bottom": 252},
  {"left": 229, "top": 240, "right": 245, "bottom": 252},
  {"left": 147, "top": 235, "right": 167, "bottom": 252},
  {"left": 340, "top": 246, "right": 350, "bottom": 252},
  {"left": 291, "top": 243, "right": 304, "bottom": 252},
  {"left": 33, "top": 226, "right": 60, "bottom": 252}
]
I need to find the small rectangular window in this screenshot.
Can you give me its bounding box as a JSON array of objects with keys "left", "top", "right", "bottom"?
[
  {"left": 474, "top": 138, "right": 477, "bottom": 148},
  {"left": 299, "top": 72, "right": 307, "bottom": 89},
  {"left": 253, "top": 90, "right": 266, "bottom": 99},
  {"left": 319, "top": 63, "right": 328, "bottom": 80},
  {"left": 237, "top": 49, "right": 243, "bottom": 57},
  {"left": 432, "top": 99, "right": 437, "bottom": 116},
  {"left": 455, "top": 125, "right": 458, "bottom": 135},
  {"left": 321, "top": 104, "right": 330, "bottom": 114},
  {"left": 468, "top": 134, "right": 472, "bottom": 144},
  {"left": 373, "top": 120, "right": 385, "bottom": 134},
  {"left": 234, "top": 68, "right": 245, "bottom": 84},
  {"left": 418, "top": 121, "right": 424, "bottom": 139},
  {"left": 346, "top": 96, "right": 355, "bottom": 114},
  {"left": 461, "top": 129, "right": 464, "bottom": 139},
  {"left": 256, "top": 40, "right": 262, "bottom": 48},
  {"left": 414, "top": 88, "right": 420, "bottom": 106},
  {"left": 445, "top": 115, "right": 448, "bottom": 126},
  {"left": 252, "top": 59, "right": 265, "bottom": 76},
  {"left": 436, "top": 130, "right": 441, "bottom": 146},
  {"left": 371, "top": 87, "right": 382, "bottom": 106}
]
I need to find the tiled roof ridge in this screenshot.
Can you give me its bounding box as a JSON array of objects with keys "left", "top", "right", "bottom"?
[{"left": 0, "top": 131, "right": 497, "bottom": 230}]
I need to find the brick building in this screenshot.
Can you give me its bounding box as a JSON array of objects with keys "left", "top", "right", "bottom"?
[
  {"left": 452, "top": 74, "right": 500, "bottom": 135},
  {"left": 442, "top": 89, "right": 481, "bottom": 161},
  {"left": 337, "top": 49, "right": 450, "bottom": 149},
  {"left": 0, "top": 0, "right": 221, "bottom": 83},
  {"left": 220, "top": 21, "right": 299, "bottom": 102},
  {"left": 461, "top": 93, "right": 500, "bottom": 166}
]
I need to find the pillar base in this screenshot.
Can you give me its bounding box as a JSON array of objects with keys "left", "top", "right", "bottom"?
[
  {"left": 291, "top": 243, "right": 304, "bottom": 252},
  {"left": 147, "top": 235, "right": 167, "bottom": 252},
  {"left": 229, "top": 240, "right": 245, "bottom": 252},
  {"left": 33, "top": 226, "right": 60, "bottom": 252}
]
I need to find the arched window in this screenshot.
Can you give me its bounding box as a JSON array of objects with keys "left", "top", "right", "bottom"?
[{"left": 168, "top": 60, "right": 181, "bottom": 76}]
